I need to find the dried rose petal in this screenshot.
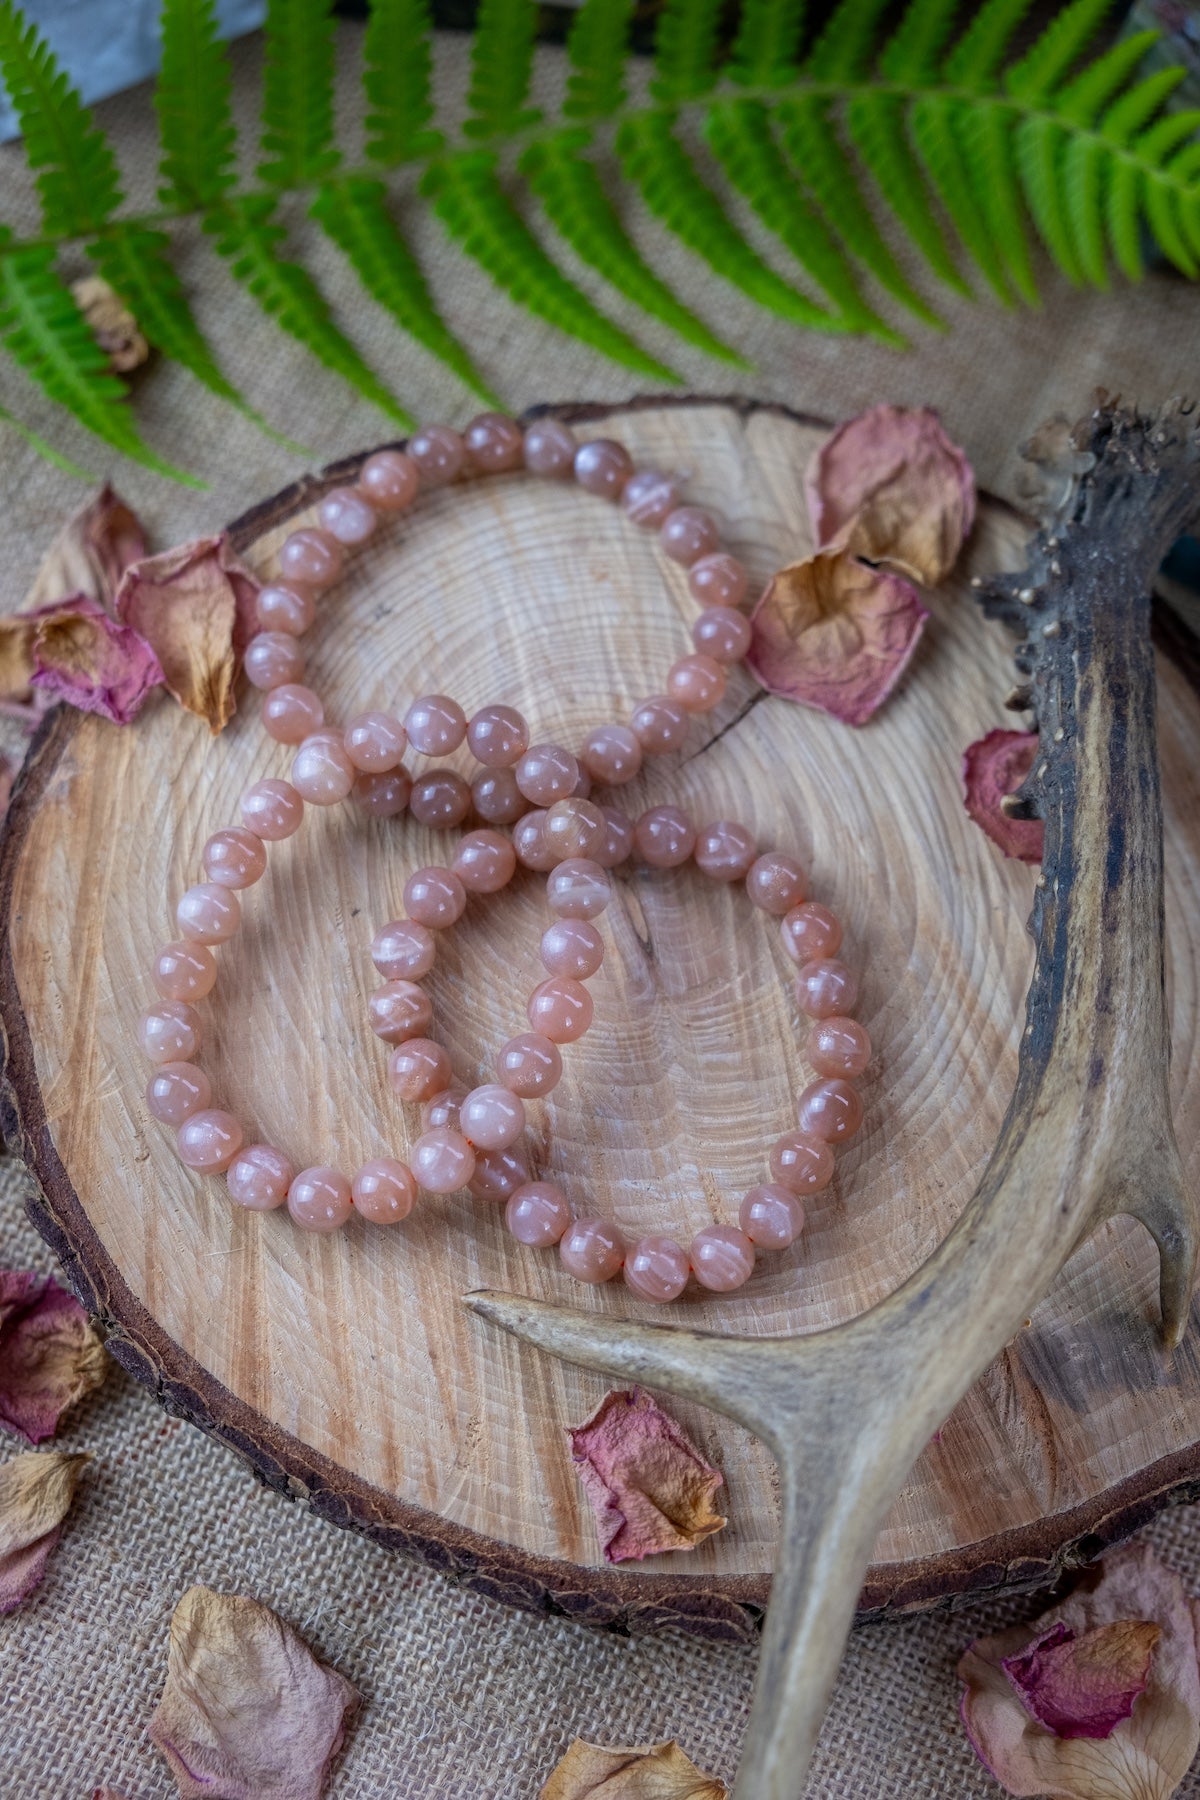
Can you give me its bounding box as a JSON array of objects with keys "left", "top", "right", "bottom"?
[
  {"left": 963, "top": 729, "right": 1044, "bottom": 865},
  {"left": 24, "top": 483, "right": 147, "bottom": 615},
  {"left": 115, "top": 536, "right": 260, "bottom": 733},
  {"left": 568, "top": 1388, "right": 725, "bottom": 1565},
  {"left": 148, "top": 1585, "right": 359, "bottom": 1800},
  {"left": 0, "top": 1269, "right": 107, "bottom": 1444},
  {"left": 0, "top": 1449, "right": 89, "bottom": 1613},
  {"left": 541, "top": 1738, "right": 727, "bottom": 1799},
  {"left": 748, "top": 548, "right": 928, "bottom": 726},
  {"left": 958, "top": 1544, "right": 1200, "bottom": 1799},
  {"left": 805, "top": 404, "right": 976, "bottom": 586},
  {"left": 30, "top": 595, "right": 164, "bottom": 725}
]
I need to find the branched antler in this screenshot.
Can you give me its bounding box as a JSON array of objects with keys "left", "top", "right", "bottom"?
[{"left": 465, "top": 397, "right": 1200, "bottom": 1799}]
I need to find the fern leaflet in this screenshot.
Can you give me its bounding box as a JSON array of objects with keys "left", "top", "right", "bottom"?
[
  {"left": 879, "top": 0, "right": 960, "bottom": 84},
  {"left": 464, "top": 0, "right": 540, "bottom": 139},
  {"left": 562, "top": 0, "right": 635, "bottom": 121},
  {"left": 1104, "top": 159, "right": 1142, "bottom": 279},
  {"left": 845, "top": 92, "right": 968, "bottom": 295},
  {"left": 1057, "top": 30, "right": 1159, "bottom": 127},
  {"left": 651, "top": 0, "right": 724, "bottom": 105},
  {"left": 1101, "top": 66, "right": 1188, "bottom": 145},
  {"left": 909, "top": 93, "right": 1013, "bottom": 300},
  {"left": 1005, "top": 0, "right": 1119, "bottom": 105},
  {"left": 259, "top": 0, "right": 339, "bottom": 185},
  {"left": 156, "top": 0, "right": 238, "bottom": 208},
  {"left": 363, "top": 0, "right": 441, "bottom": 164},
  {"left": 1143, "top": 171, "right": 1198, "bottom": 275},
  {"left": 0, "top": 399, "right": 90, "bottom": 477},
  {"left": 953, "top": 101, "right": 1038, "bottom": 302},
  {"left": 0, "top": 0, "right": 120, "bottom": 235},
  {"left": 1062, "top": 131, "right": 1109, "bottom": 285},
  {"left": 943, "top": 0, "right": 1038, "bottom": 86},
  {"left": 1014, "top": 116, "right": 1083, "bottom": 282},
  {"left": 728, "top": 0, "right": 806, "bottom": 88},
  {"left": 805, "top": 0, "right": 892, "bottom": 80}
]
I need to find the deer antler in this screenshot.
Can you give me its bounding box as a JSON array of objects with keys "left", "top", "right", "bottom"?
[{"left": 465, "top": 396, "right": 1200, "bottom": 1799}]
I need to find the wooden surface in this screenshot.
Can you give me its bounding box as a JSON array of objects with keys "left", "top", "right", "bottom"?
[{"left": 4, "top": 397, "right": 1200, "bottom": 1640}]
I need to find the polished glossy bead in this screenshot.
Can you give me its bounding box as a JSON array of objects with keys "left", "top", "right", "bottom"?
[
  {"left": 667, "top": 653, "right": 726, "bottom": 713},
  {"left": 153, "top": 940, "right": 217, "bottom": 1002},
  {"left": 574, "top": 438, "right": 633, "bottom": 499},
  {"left": 624, "top": 1235, "right": 689, "bottom": 1302},
  {"left": 421, "top": 1086, "right": 466, "bottom": 1131},
  {"left": 146, "top": 1060, "right": 211, "bottom": 1126},
  {"left": 278, "top": 528, "right": 342, "bottom": 590},
  {"left": 203, "top": 829, "right": 267, "bottom": 890},
  {"left": 630, "top": 695, "right": 688, "bottom": 755},
  {"left": 544, "top": 798, "right": 607, "bottom": 863},
  {"left": 241, "top": 778, "right": 303, "bottom": 840},
  {"left": 796, "top": 959, "right": 858, "bottom": 1020},
  {"left": 256, "top": 583, "right": 315, "bottom": 636},
  {"left": 360, "top": 449, "right": 419, "bottom": 511},
  {"left": 262, "top": 683, "right": 325, "bottom": 744},
  {"left": 540, "top": 919, "right": 604, "bottom": 980},
  {"left": 176, "top": 882, "right": 240, "bottom": 944},
  {"left": 688, "top": 552, "right": 748, "bottom": 608},
  {"left": 796, "top": 1077, "right": 863, "bottom": 1143},
  {"left": 344, "top": 710, "right": 407, "bottom": 772},
  {"left": 528, "top": 976, "right": 593, "bottom": 1042},
  {"left": 472, "top": 767, "right": 525, "bottom": 825},
  {"left": 288, "top": 1165, "right": 353, "bottom": 1232},
  {"left": 747, "top": 852, "right": 807, "bottom": 915},
  {"left": 412, "top": 1127, "right": 475, "bottom": 1192},
  {"left": 560, "top": 1216, "right": 624, "bottom": 1282},
  {"left": 690, "top": 1224, "right": 755, "bottom": 1291},
  {"left": 177, "top": 1109, "right": 242, "bottom": 1173},
  {"left": 352, "top": 1158, "right": 416, "bottom": 1224},
  {"left": 621, "top": 469, "right": 679, "bottom": 527},
  {"left": 353, "top": 768, "right": 411, "bottom": 817},
  {"left": 496, "top": 1031, "right": 563, "bottom": 1097},
  {"left": 769, "top": 1130, "right": 834, "bottom": 1194},
  {"left": 464, "top": 411, "right": 524, "bottom": 472},
  {"left": 740, "top": 1184, "right": 805, "bottom": 1250},
  {"left": 516, "top": 743, "right": 579, "bottom": 806},
  {"left": 368, "top": 979, "right": 433, "bottom": 1044},
  {"left": 694, "top": 819, "right": 756, "bottom": 882},
  {"left": 467, "top": 703, "right": 528, "bottom": 768},
  {"left": 404, "top": 694, "right": 467, "bottom": 756},
  {"left": 460, "top": 1084, "right": 526, "bottom": 1151},
  {"left": 409, "top": 769, "right": 471, "bottom": 829},
  {"left": 807, "top": 1017, "right": 871, "bottom": 1078},
  {"left": 291, "top": 731, "right": 355, "bottom": 806},
  {"left": 547, "top": 857, "right": 611, "bottom": 919},
  {"left": 468, "top": 1145, "right": 530, "bottom": 1202},
  {"left": 388, "top": 1037, "right": 452, "bottom": 1102},
  {"left": 693, "top": 606, "right": 752, "bottom": 663},
  {"left": 453, "top": 828, "right": 517, "bottom": 893},
  {"left": 403, "top": 866, "right": 466, "bottom": 928},
  {"left": 522, "top": 418, "right": 576, "bottom": 476},
  {"left": 506, "top": 1181, "right": 570, "bottom": 1246},
  {"left": 244, "top": 631, "right": 305, "bottom": 691},
  {"left": 372, "top": 918, "right": 437, "bottom": 980},
  {"left": 581, "top": 723, "right": 642, "bottom": 787},
  {"left": 227, "top": 1144, "right": 294, "bottom": 1211},
  {"left": 409, "top": 423, "right": 465, "bottom": 486},
  {"left": 139, "top": 1001, "right": 202, "bottom": 1064},
  {"left": 318, "top": 486, "right": 377, "bottom": 545},
  {"left": 635, "top": 805, "right": 696, "bottom": 868},
  {"left": 597, "top": 806, "right": 635, "bottom": 869},
  {"left": 513, "top": 810, "right": 555, "bottom": 871},
  {"left": 780, "top": 901, "right": 843, "bottom": 966},
  {"left": 661, "top": 506, "right": 720, "bottom": 565}
]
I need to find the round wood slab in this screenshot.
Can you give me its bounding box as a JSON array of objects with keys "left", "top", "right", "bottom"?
[{"left": 4, "top": 398, "right": 1200, "bottom": 1644}]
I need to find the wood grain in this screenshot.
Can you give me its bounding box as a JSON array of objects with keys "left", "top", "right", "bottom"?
[{"left": 3, "top": 397, "right": 1199, "bottom": 1639}]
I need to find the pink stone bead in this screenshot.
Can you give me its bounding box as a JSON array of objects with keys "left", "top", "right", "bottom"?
[
  {"left": 544, "top": 798, "right": 607, "bottom": 863},
  {"left": 404, "top": 694, "right": 467, "bottom": 757},
  {"left": 694, "top": 819, "right": 756, "bottom": 882},
  {"left": 740, "top": 1184, "right": 805, "bottom": 1250},
  {"left": 352, "top": 1158, "right": 416, "bottom": 1224},
  {"left": 506, "top": 1181, "right": 570, "bottom": 1246},
  {"left": 153, "top": 940, "right": 217, "bottom": 1002},
  {"left": 344, "top": 710, "right": 406, "bottom": 772},
  {"left": 467, "top": 703, "right": 528, "bottom": 768},
  {"left": 522, "top": 418, "right": 576, "bottom": 477},
  {"left": 453, "top": 828, "right": 517, "bottom": 894},
  {"left": 547, "top": 857, "right": 611, "bottom": 919},
  {"left": 177, "top": 1109, "right": 243, "bottom": 1173},
  {"left": 263, "top": 683, "right": 325, "bottom": 744},
  {"left": 796, "top": 1077, "right": 863, "bottom": 1144},
  {"left": 516, "top": 743, "right": 579, "bottom": 806},
  {"left": 409, "top": 770, "right": 471, "bottom": 830},
  {"left": 513, "top": 810, "right": 555, "bottom": 872},
  {"left": 244, "top": 631, "right": 305, "bottom": 691},
  {"left": 139, "top": 1001, "right": 202, "bottom": 1064},
  {"left": 372, "top": 918, "right": 437, "bottom": 980},
  {"left": 769, "top": 1130, "right": 834, "bottom": 1194},
  {"left": 496, "top": 1031, "right": 563, "bottom": 1097},
  {"left": 667, "top": 653, "right": 726, "bottom": 714},
  {"left": 354, "top": 768, "right": 411, "bottom": 817},
  {"left": 176, "top": 882, "right": 240, "bottom": 945},
  {"left": 693, "top": 606, "right": 752, "bottom": 664},
  {"left": 241, "top": 778, "right": 303, "bottom": 841},
  {"left": 661, "top": 506, "right": 721, "bottom": 566},
  {"left": 597, "top": 806, "right": 635, "bottom": 869},
  {"left": 780, "top": 901, "right": 842, "bottom": 966},
  {"left": 540, "top": 919, "right": 603, "bottom": 980},
  {"left": 468, "top": 1145, "right": 530, "bottom": 1201},
  {"left": 796, "top": 959, "right": 859, "bottom": 1020},
  {"left": 624, "top": 1235, "right": 689, "bottom": 1302},
  {"left": 635, "top": 805, "right": 696, "bottom": 868},
  {"left": 388, "top": 1037, "right": 452, "bottom": 1102},
  {"left": 317, "top": 486, "right": 377, "bottom": 546},
  {"left": 574, "top": 438, "right": 633, "bottom": 500},
  {"left": 256, "top": 583, "right": 315, "bottom": 636},
  {"left": 807, "top": 1017, "right": 872, "bottom": 1079},
  {"left": 464, "top": 411, "right": 524, "bottom": 473},
  {"left": 278, "top": 528, "right": 342, "bottom": 590},
  {"left": 369, "top": 979, "right": 433, "bottom": 1044},
  {"left": 291, "top": 731, "right": 355, "bottom": 806},
  {"left": 460, "top": 1083, "right": 525, "bottom": 1151},
  {"left": 146, "top": 1060, "right": 211, "bottom": 1126},
  {"left": 412, "top": 1127, "right": 475, "bottom": 1193},
  {"left": 227, "top": 1144, "right": 294, "bottom": 1211},
  {"left": 203, "top": 828, "right": 267, "bottom": 890},
  {"left": 688, "top": 552, "right": 748, "bottom": 608},
  {"left": 409, "top": 423, "right": 465, "bottom": 486},
  {"left": 360, "top": 449, "right": 419, "bottom": 511},
  {"left": 690, "top": 1224, "right": 755, "bottom": 1292},
  {"left": 472, "top": 767, "right": 525, "bottom": 826},
  {"left": 581, "top": 724, "right": 642, "bottom": 787},
  {"left": 288, "top": 1165, "right": 353, "bottom": 1232},
  {"left": 621, "top": 469, "right": 680, "bottom": 527},
  {"left": 422, "top": 1086, "right": 466, "bottom": 1131},
  {"left": 560, "top": 1217, "right": 624, "bottom": 1283},
  {"left": 747, "top": 851, "right": 807, "bottom": 915},
  {"left": 630, "top": 695, "right": 688, "bottom": 755},
  {"left": 404, "top": 866, "right": 466, "bottom": 928},
  {"left": 528, "top": 976, "right": 593, "bottom": 1042}
]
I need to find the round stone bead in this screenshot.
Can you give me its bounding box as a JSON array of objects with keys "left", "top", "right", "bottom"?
[
  {"left": 421, "top": 1087, "right": 466, "bottom": 1131},
  {"left": 176, "top": 882, "right": 240, "bottom": 945},
  {"left": 139, "top": 1001, "right": 201, "bottom": 1065},
  {"left": 694, "top": 819, "right": 756, "bottom": 882},
  {"left": 241, "top": 778, "right": 303, "bottom": 840},
  {"left": 409, "top": 770, "right": 471, "bottom": 830},
  {"left": 528, "top": 976, "right": 593, "bottom": 1043},
  {"left": 690, "top": 1224, "right": 755, "bottom": 1291},
  {"left": 693, "top": 607, "right": 752, "bottom": 664},
  {"left": 291, "top": 731, "right": 356, "bottom": 806},
  {"left": 412, "top": 1127, "right": 475, "bottom": 1193},
  {"left": 278, "top": 528, "right": 343, "bottom": 590},
  {"left": 388, "top": 1037, "right": 452, "bottom": 1102},
  {"left": 203, "top": 828, "right": 267, "bottom": 890},
  {"left": 807, "top": 1017, "right": 872, "bottom": 1079},
  {"left": 460, "top": 1084, "right": 526, "bottom": 1151},
  {"left": 318, "top": 487, "right": 377, "bottom": 545},
  {"left": 288, "top": 1165, "right": 353, "bottom": 1232},
  {"left": 597, "top": 807, "right": 635, "bottom": 869},
  {"left": 403, "top": 866, "right": 466, "bottom": 928},
  {"left": 408, "top": 424, "right": 465, "bottom": 486},
  {"left": 372, "top": 918, "right": 436, "bottom": 981},
  {"left": 344, "top": 711, "right": 406, "bottom": 772},
  {"left": 581, "top": 723, "right": 642, "bottom": 787},
  {"left": 544, "top": 798, "right": 607, "bottom": 863},
  {"left": 740, "top": 1185, "right": 805, "bottom": 1250},
  {"left": 747, "top": 852, "right": 807, "bottom": 915},
  {"left": 796, "top": 1077, "right": 863, "bottom": 1144},
  {"left": 472, "top": 767, "right": 525, "bottom": 826},
  {"left": 546, "top": 857, "right": 611, "bottom": 919},
  {"left": 353, "top": 768, "right": 411, "bottom": 818},
  {"left": 661, "top": 506, "right": 720, "bottom": 566},
  {"left": 368, "top": 979, "right": 433, "bottom": 1044},
  {"left": 796, "top": 959, "right": 859, "bottom": 1020},
  {"left": 227, "top": 1144, "right": 294, "bottom": 1211},
  {"left": 560, "top": 1217, "right": 624, "bottom": 1283},
  {"left": 574, "top": 438, "right": 633, "bottom": 499},
  {"left": 513, "top": 811, "right": 555, "bottom": 872},
  {"left": 153, "top": 940, "right": 217, "bottom": 1002},
  {"left": 516, "top": 743, "right": 579, "bottom": 806},
  {"left": 262, "top": 683, "right": 325, "bottom": 744},
  {"left": 469, "top": 1146, "right": 530, "bottom": 1202},
  {"left": 244, "top": 631, "right": 305, "bottom": 691},
  {"left": 360, "top": 449, "right": 419, "bottom": 511},
  {"left": 540, "top": 919, "right": 603, "bottom": 980},
  {"left": 769, "top": 1130, "right": 834, "bottom": 1194},
  {"left": 496, "top": 1031, "right": 562, "bottom": 1098},
  {"left": 688, "top": 552, "right": 748, "bottom": 608},
  {"left": 467, "top": 703, "right": 528, "bottom": 768},
  {"left": 256, "top": 583, "right": 315, "bottom": 636},
  {"left": 453, "top": 828, "right": 517, "bottom": 894},
  {"left": 464, "top": 411, "right": 524, "bottom": 473},
  {"left": 506, "top": 1181, "right": 571, "bottom": 1247},
  {"left": 621, "top": 469, "right": 679, "bottom": 527},
  {"left": 635, "top": 805, "right": 696, "bottom": 868},
  {"left": 667, "top": 653, "right": 726, "bottom": 713},
  {"left": 624, "top": 1235, "right": 689, "bottom": 1302},
  {"left": 780, "top": 902, "right": 843, "bottom": 966},
  {"left": 522, "top": 418, "right": 576, "bottom": 476},
  {"left": 177, "top": 1109, "right": 243, "bottom": 1173},
  {"left": 352, "top": 1158, "right": 416, "bottom": 1224},
  {"left": 630, "top": 695, "right": 688, "bottom": 755},
  {"left": 146, "top": 1061, "right": 211, "bottom": 1126},
  {"left": 404, "top": 694, "right": 467, "bottom": 757}
]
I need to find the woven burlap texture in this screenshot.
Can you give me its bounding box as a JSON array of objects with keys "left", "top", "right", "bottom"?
[{"left": 2, "top": 24, "right": 1200, "bottom": 1800}]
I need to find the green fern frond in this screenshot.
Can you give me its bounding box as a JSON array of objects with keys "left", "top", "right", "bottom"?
[
  {"left": 259, "top": 0, "right": 339, "bottom": 185},
  {"left": 1134, "top": 108, "right": 1200, "bottom": 166},
  {"left": 1014, "top": 116, "right": 1084, "bottom": 282},
  {"left": 846, "top": 92, "right": 969, "bottom": 294},
  {"left": 1101, "top": 66, "right": 1188, "bottom": 144},
  {"left": 156, "top": 0, "right": 238, "bottom": 208},
  {"left": 562, "top": 0, "right": 635, "bottom": 120},
  {"left": 1062, "top": 131, "right": 1110, "bottom": 284},
  {"left": 910, "top": 93, "right": 1014, "bottom": 300},
  {"left": 728, "top": 0, "right": 806, "bottom": 88},
  {"left": 953, "top": 101, "right": 1038, "bottom": 302},
  {"left": 0, "top": 0, "right": 120, "bottom": 235},
  {"left": 0, "top": 398, "right": 91, "bottom": 477},
  {"left": 1143, "top": 169, "right": 1198, "bottom": 275},
  {"left": 363, "top": 0, "right": 441, "bottom": 163},
  {"left": 879, "top": 0, "right": 959, "bottom": 84},
  {"left": 1057, "top": 29, "right": 1159, "bottom": 127},
  {"left": 651, "top": 0, "right": 724, "bottom": 105},
  {"left": 1005, "top": 0, "right": 1118, "bottom": 105},
  {"left": 464, "top": 0, "right": 540, "bottom": 139},
  {"left": 943, "top": 0, "right": 1038, "bottom": 86},
  {"left": 805, "top": 0, "right": 891, "bottom": 80},
  {"left": 1105, "top": 158, "right": 1143, "bottom": 279}
]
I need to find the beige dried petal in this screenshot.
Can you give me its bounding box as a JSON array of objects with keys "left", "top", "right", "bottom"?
[
  {"left": 0, "top": 1449, "right": 89, "bottom": 1613},
  {"left": 115, "top": 537, "right": 259, "bottom": 733},
  {"left": 24, "top": 484, "right": 147, "bottom": 616},
  {"left": 70, "top": 276, "right": 149, "bottom": 374},
  {"left": 541, "top": 1738, "right": 727, "bottom": 1799}
]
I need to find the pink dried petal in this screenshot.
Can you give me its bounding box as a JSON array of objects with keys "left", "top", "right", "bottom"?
[
  {"left": 568, "top": 1388, "right": 725, "bottom": 1565},
  {"left": 0, "top": 1269, "right": 107, "bottom": 1444},
  {"left": 1002, "top": 1618, "right": 1160, "bottom": 1740},
  {"left": 0, "top": 1450, "right": 89, "bottom": 1614},
  {"left": 30, "top": 595, "right": 163, "bottom": 725},
  {"left": 748, "top": 548, "right": 928, "bottom": 726},
  {"left": 24, "top": 483, "right": 147, "bottom": 615},
  {"left": 115, "top": 535, "right": 260, "bottom": 733},
  {"left": 962, "top": 729, "right": 1044, "bottom": 864}
]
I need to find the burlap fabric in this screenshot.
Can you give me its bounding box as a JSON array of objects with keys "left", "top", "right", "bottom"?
[{"left": 2, "top": 26, "right": 1200, "bottom": 1798}]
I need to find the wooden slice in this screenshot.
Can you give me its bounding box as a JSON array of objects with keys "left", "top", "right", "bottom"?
[{"left": 4, "top": 398, "right": 1200, "bottom": 1644}]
